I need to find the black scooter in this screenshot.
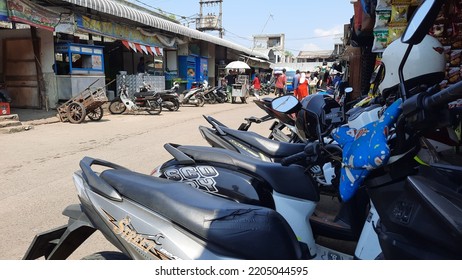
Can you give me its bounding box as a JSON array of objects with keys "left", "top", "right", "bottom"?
[{"left": 141, "top": 82, "right": 180, "bottom": 111}]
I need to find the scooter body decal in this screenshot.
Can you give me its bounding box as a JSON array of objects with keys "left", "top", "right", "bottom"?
[
  {"left": 102, "top": 209, "right": 179, "bottom": 260},
  {"left": 164, "top": 166, "right": 219, "bottom": 193}
]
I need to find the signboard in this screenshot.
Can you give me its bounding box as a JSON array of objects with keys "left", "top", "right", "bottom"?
[
  {"left": 76, "top": 15, "right": 164, "bottom": 47},
  {"left": 6, "top": 0, "right": 62, "bottom": 31}
]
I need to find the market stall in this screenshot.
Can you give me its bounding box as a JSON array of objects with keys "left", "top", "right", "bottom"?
[
  {"left": 54, "top": 43, "right": 106, "bottom": 101},
  {"left": 226, "top": 61, "right": 250, "bottom": 103}
]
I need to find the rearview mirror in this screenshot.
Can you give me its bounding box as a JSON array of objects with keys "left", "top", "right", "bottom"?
[
  {"left": 271, "top": 95, "right": 301, "bottom": 114},
  {"left": 402, "top": 0, "right": 444, "bottom": 44}
]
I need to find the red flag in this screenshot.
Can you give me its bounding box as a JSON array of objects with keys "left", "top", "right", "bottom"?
[
  {"left": 122, "top": 40, "right": 130, "bottom": 50},
  {"left": 147, "top": 46, "right": 154, "bottom": 56},
  {"left": 135, "top": 43, "right": 143, "bottom": 53}
]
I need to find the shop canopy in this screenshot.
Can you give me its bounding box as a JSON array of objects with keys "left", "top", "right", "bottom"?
[{"left": 59, "top": 0, "right": 269, "bottom": 60}]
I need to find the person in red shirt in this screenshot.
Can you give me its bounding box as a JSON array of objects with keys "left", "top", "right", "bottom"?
[
  {"left": 275, "top": 68, "right": 287, "bottom": 97},
  {"left": 252, "top": 73, "right": 261, "bottom": 97}
]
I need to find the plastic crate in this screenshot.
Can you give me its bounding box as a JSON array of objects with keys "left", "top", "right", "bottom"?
[{"left": 0, "top": 102, "right": 10, "bottom": 115}]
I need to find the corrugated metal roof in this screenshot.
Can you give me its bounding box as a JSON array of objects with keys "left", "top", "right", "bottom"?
[
  {"left": 297, "top": 50, "right": 334, "bottom": 59},
  {"left": 61, "top": 0, "right": 268, "bottom": 60}
]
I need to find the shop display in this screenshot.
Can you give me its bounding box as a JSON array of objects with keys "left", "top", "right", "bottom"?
[
  {"left": 430, "top": 0, "right": 462, "bottom": 88},
  {"left": 372, "top": 0, "right": 419, "bottom": 53}
]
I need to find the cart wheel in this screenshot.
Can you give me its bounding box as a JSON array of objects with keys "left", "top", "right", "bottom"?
[
  {"left": 87, "top": 106, "right": 104, "bottom": 121},
  {"left": 66, "top": 102, "right": 86, "bottom": 124}
]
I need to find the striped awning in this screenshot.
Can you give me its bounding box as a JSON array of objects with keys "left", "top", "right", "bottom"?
[
  {"left": 121, "top": 40, "right": 163, "bottom": 56},
  {"left": 61, "top": 0, "right": 268, "bottom": 60}
]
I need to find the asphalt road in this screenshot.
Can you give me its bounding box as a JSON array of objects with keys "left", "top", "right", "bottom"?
[{"left": 1, "top": 98, "right": 275, "bottom": 260}]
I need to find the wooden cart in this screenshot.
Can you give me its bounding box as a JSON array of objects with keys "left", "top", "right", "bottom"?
[{"left": 57, "top": 80, "right": 110, "bottom": 124}]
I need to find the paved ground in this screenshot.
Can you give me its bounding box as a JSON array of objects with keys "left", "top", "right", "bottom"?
[{"left": 1, "top": 97, "right": 280, "bottom": 260}]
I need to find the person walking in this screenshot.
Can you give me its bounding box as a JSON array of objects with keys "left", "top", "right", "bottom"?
[
  {"left": 292, "top": 69, "right": 300, "bottom": 98},
  {"left": 275, "top": 68, "right": 287, "bottom": 97},
  {"left": 252, "top": 73, "right": 261, "bottom": 98},
  {"left": 295, "top": 72, "right": 309, "bottom": 101}
]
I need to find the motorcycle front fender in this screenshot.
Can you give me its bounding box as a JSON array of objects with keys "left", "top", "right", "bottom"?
[{"left": 22, "top": 204, "right": 96, "bottom": 260}]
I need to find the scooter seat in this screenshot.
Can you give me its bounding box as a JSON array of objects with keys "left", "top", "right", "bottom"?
[
  {"left": 220, "top": 126, "right": 306, "bottom": 159},
  {"left": 176, "top": 145, "right": 319, "bottom": 202},
  {"left": 100, "top": 169, "right": 302, "bottom": 260},
  {"left": 157, "top": 89, "right": 176, "bottom": 95},
  {"left": 134, "top": 91, "right": 156, "bottom": 98}
]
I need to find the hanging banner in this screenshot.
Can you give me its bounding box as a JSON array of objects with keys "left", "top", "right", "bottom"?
[
  {"left": 140, "top": 45, "right": 148, "bottom": 55},
  {"left": 76, "top": 15, "right": 165, "bottom": 48},
  {"left": 6, "top": 0, "right": 63, "bottom": 31}
]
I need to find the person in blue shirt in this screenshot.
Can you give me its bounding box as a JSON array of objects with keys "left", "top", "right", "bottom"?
[
  {"left": 292, "top": 70, "right": 300, "bottom": 97},
  {"left": 332, "top": 70, "right": 343, "bottom": 88}
]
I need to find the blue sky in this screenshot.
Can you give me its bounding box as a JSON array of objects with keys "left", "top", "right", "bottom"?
[{"left": 127, "top": 0, "right": 355, "bottom": 55}]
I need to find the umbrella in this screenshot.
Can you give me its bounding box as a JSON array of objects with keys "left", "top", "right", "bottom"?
[{"left": 225, "top": 61, "right": 250, "bottom": 69}]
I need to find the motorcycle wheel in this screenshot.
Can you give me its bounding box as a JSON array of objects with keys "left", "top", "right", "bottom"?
[
  {"left": 66, "top": 102, "right": 86, "bottom": 124},
  {"left": 81, "top": 251, "right": 130, "bottom": 260},
  {"left": 195, "top": 96, "right": 205, "bottom": 107},
  {"left": 87, "top": 106, "right": 104, "bottom": 121},
  {"left": 147, "top": 101, "right": 162, "bottom": 115},
  {"left": 208, "top": 94, "right": 217, "bottom": 104},
  {"left": 171, "top": 99, "right": 180, "bottom": 111},
  {"left": 108, "top": 99, "right": 126, "bottom": 114}
]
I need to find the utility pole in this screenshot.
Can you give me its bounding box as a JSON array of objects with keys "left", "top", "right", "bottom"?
[{"left": 197, "top": 0, "right": 224, "bottom": 38}]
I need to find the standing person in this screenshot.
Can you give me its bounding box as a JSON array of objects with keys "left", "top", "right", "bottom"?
[
  {"left": 275, "top": 68, "right": 287, "bottom": 97},
  {"left": 295, "top": 72, "right": 309, "bottom": 101},
  {"left": 137, "top": 57, "right": 145, "bottom": 73},
  {"left": 252, "top": 73, "right": 261, "bottom": 98},
  {"left": 292, "top": 69, "right": 300, "bottom": 97},
  {"left": 225, "top": 70, "right": 236, "bottom": 103},
  {"left": 309, "top": 72, "right": 319, "bottom": 95},
  {"left": 331, "top": 70, "right": 343, "bottom": 88},
  {"left": 322, "top": 67, "right": 331, "bottom": 89}
]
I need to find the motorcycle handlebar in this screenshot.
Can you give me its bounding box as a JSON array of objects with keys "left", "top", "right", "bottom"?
[
  {"left": 280, "top": 151, "right": 306, "bottom": 167},
  {"left": 424, "top": 80, "right": 462, "bottom": 110}
]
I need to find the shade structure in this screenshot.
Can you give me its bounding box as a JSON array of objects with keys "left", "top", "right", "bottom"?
[{"left": 225, "top": 61, "right": 250, "bottom": 69}]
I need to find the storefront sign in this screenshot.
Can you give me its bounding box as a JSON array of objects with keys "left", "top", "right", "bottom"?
[
  {"left": 76, "top": 15, "right": 164, "bottom": 47},
  {"left": 6, "top": 0, "right": 62, "bottom": 31}
]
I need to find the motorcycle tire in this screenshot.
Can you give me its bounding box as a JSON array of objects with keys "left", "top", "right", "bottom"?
[
  {"left": 171, "top": 99, "right": 180, "bottom": 111},
  {"left": 81, "top": 251, "right": 130, "bottom": 260},
  {"left": 147, "top": 101, "right": 162, "bottom": 115},
  {"left": 87, "top": 106, "right": 104, "bottom": 121},
  {"left": 108, "top": 99, "right": 126, "bottom": 114},
  {"left": 66, "top": 102, "right": 86, "bottom": 124},
  {"left": 208, "top": 94, "right": 217, "bottom": 104},
  {"left": 195, "top": 96, "right": 205, "bottom": 107}
]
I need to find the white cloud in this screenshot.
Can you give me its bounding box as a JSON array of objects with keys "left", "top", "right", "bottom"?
[
  {"left": 293, "top": 25, "right": 344, "bottom": 52},
  {"left": 301, "top": 43, "right": 322, "bottom": 51},
  {"left": 313, "top": 25, "right": 343, "bottom": 37}
]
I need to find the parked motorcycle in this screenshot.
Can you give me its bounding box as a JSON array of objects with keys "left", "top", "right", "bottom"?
[
  {"left": 22, "top": 0, "right": 461, "bottom": 260},
  {"left": 179, "top": 83, "right": 206, "bottom": 107},
  {"left": 201, "top": 84, "right": 219, "bottom": 104},
  {"left": 213, "top": 86, "right": 228, "bottom": 103},
  {"left": 141, "top": 82, "right": 180, "bottom": 111},
  {"left": 108, "top": 75, "right": 162, "bottom": 115}
]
